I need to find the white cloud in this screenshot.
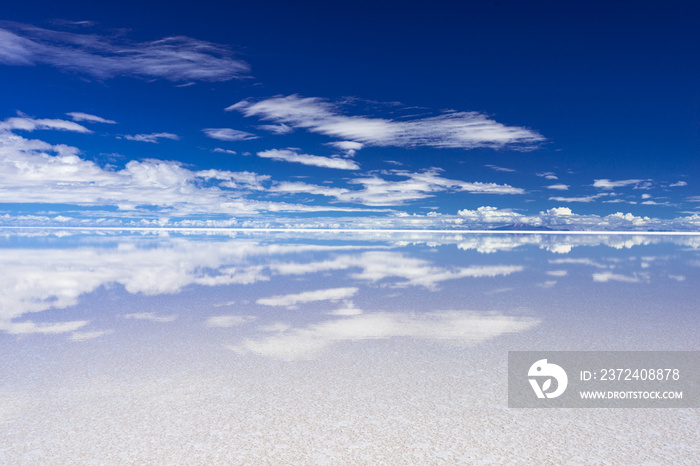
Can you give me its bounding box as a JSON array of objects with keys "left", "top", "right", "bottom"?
[
  {"left": 229, "top": 311, "right": 539, "bottom": 360},
  {"left": 343, "top": 170, "right": 524, "bottom": 206},
  {"left": 123, "top": 312, "right": 177, "bottom": 323},
  {"left": 537, "top": 171, "right": 558, "bottom": 180},
  {"left": 205, "top": 315, "right": 255, "bottom": 328},
  {"left": 257, "top": 149, "right": 360, "bottom": 170},
  {"left": 550, "top": 258, "right": 609, "bottom": 268},
  {"left": 593, "top": 179, "right": 645, "bottom": 189},
  {"left": 329, "top": 141, "right": 363, "bottom": 152},
  {"left": 203, "top": 128, "right": 258, "bottom": 141},
  {"left": 257, "top": 287, "right": 358, "bottom": 307},
  {"left": 0, "top": 130, "right": 375, "bottom": 214},
  {"left": 669, "top": 181, "right": 687, "bottom": 187},
  {"left": 328, "top": 140, "right": 364, "bottom": 156},
  {"left": 124, "top": 132, "right": 180, "bottom": 143},
  {"left": 212, "top": 148, "right": 237, "bottom": 155},
  {"left": 546, "top": 184, "right": 569, "bottom": 190},
  {"left": 268, "top": 170, "right": 523, "bottom": 207},
  {"left": 546, "top": 270, "right": 568, "bottom": 277},
  {"left": 458, "top": 206, "right": 524, "bottom": 223},
  {"left": 485, "top": 164, "right": 516, "bottom": 172},
  {"left": 0, "top": 22, "right": 249, "bottom": 82},
  {"left": 271, "top": 250, "right": 523, "bottom": 289},
  {"left": 66, "top": 112, "right": 116, "bottom": 124},
  {"left": 548, "top": 194, "right": 606, "bottom": 203},
  {"left": 69, "top": 329, "right": 114, "bottom": 341},
  {"left": 256, "top": 124, "right": 293, "bottom": 135},
  {"left": 592, "top": 272, "right": 642, "bottom": 283},
  {"left": 0, "top": 115, "right": 91, "bottom": 133},
  {"left": 0, "top": 319, "right": 89, "bottom": 335},
  {"left": 229, "top": 94, "right": 544, "bottom": 150}
]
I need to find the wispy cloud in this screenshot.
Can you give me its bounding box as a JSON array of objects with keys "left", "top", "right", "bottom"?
[
  {"left": 0, "top": 21, "right": 249, "bottom": 82},
  {"left": 229, "top": 94, "right": 544, "bottom": 150},
  {"left": 548, "top": 194, "right": 607, "bottom": 203},
  {"left": 203, "top": 128, "right": 258, "bottom": 141},
  {"left": 271, "top": 250, "right": 523, "bottom": 289},
  {"left": 485, "top": 164, "right": 516, "bottom": 172},
  {"left": 124, "top": 132, "right": 179, "bottom": 143},
  {"left": 267, "top": 169, "right": 523, "bottom": 206},
  {"left": 546, "top": 184, "right": 569, "bottom": 190},
  {"left": 592, "top": 272, "right": 643, "bottom": 283},
  {"left": 229, "top": 311, "right": 539, "bottom": 360},
  {"left": 257, "top": 149, "right": 360, "bottom": 170},
  {"left": 70, "top": 329, "right": 114, "bottom": 341},
  {"left": 123, "top": 312, "right": 177, "bottom": 323},
  {"left": 0, "top": 319, "right": 89, "bottom": 335},
  {"left": 256, "top": 124, "right": 293, "bottom": 135},
  {"left": 205, "top": 315, "right": 255, "bottom": 328},
  {"left": 66, "top": 112, "right": 116, "bottom": 124},
  {"left": 212, "top": 148, "right": 237, "bottom": 155},
  {"left": 593, "top": 179, "right": 646, "bottom": 189},
  {"left": 0, "top": 115, "right": 91, "bottom": 133},
  {"left": 257, "top": 287, "right": 358, "bottom": 307},
  {"left": 669, "top": 181, "right": 687, "bottom": 187}
]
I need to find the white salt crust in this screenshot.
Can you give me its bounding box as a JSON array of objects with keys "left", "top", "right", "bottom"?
[{"left": 1, "top": 341, "right": 697, "bottom": 465}]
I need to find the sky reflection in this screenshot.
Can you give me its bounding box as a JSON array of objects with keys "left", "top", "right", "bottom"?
[{"left": 1, "top": 231, "right": 698, "bottom": 463}]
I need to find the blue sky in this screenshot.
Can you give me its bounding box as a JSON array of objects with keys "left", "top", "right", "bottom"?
[{"left": 1, "top": 0, "right": 699, "bottom": 229}]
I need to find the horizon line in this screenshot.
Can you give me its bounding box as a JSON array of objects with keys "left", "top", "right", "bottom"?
[{"left": 2, "top": 226, "right": 700, "bottom": 235}]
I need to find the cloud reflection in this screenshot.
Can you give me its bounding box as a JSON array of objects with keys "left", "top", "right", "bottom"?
[{"left": 228, "top": 311, "right": 539, "bottom": 360}]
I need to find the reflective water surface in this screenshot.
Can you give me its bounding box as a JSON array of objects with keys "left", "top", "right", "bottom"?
[{"left": 1, "top": 231, "right": 698, "bottom": 463}]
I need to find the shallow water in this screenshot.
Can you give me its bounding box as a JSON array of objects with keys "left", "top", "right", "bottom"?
[{"left": 1, "top": 231, "right": 698, "bottom": 464}]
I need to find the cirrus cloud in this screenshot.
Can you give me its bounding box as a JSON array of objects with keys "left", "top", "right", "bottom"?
[
  {"left": 0, "top": 21, "right": 250, "bottom": 82},
  {"left": 228, "top": 94, "right": 544, "bottom": 150}
]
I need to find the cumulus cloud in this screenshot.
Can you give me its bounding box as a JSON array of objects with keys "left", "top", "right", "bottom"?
[
  {"left": 0, "top": 21, "right": 249, "bottom": 82},
  {"left": 66, "top": 112, "right": 116, "bottom": 124},
  {"left": 257, "top": 287, "right": 358, "bottom": 307},
  {"left": 0, "top": 130, "right": 371, "bottom": 214},
  {"left": 256, "top": 149, "right": 360, "bottom": 170},
  {"left": 228, "top": 94, "right": 544, "bottom": 150},
  {"left": 203, "top": 128, "right": 258, "bottom": 141},
  {"left": 124, "top": 132, "right": 180, "bottom": 143}
]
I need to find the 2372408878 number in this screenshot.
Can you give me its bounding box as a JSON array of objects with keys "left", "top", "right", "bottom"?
[{"left": 599, "top": 368, "right": 680, "bottom": 381}]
